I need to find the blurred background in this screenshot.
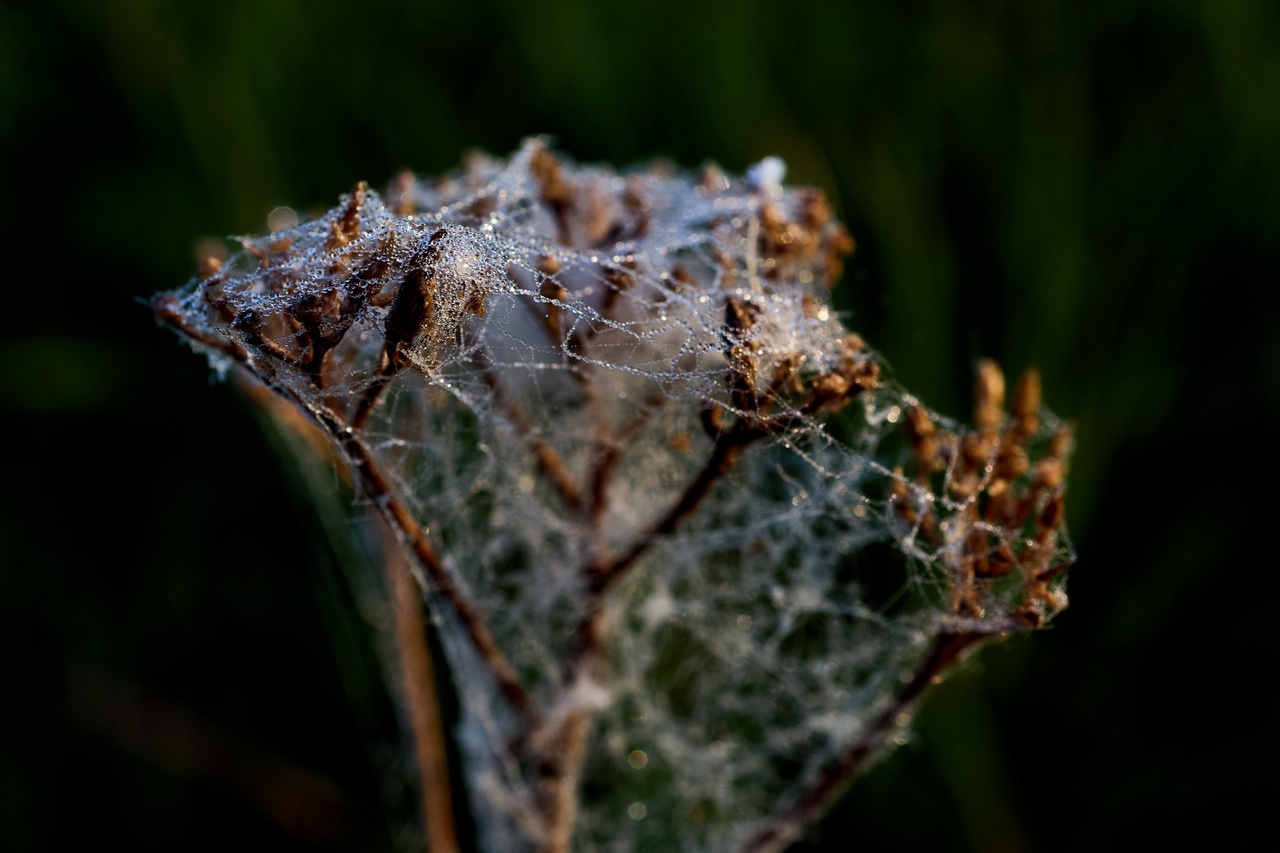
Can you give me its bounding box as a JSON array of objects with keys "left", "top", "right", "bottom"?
[{"left": 2, "top": 0, "right": 1276, "bottom": 850}]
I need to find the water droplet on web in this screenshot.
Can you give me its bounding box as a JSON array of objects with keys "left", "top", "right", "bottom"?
[{"left": 268, "top": 206, "right": 298, "bottom": 232}]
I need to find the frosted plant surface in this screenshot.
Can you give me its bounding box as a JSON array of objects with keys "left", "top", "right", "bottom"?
[{"left": 155, "top": 139, "right": 1074, "bottom": 852}]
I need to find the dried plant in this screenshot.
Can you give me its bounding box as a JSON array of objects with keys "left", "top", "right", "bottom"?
[{"left": 154, "top": 139, "right": 1074, "bottom": 853}]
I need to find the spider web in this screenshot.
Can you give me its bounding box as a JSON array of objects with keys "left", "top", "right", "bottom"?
[{"left": 159, "top": 138, "right": 1073, "bottom": 852}]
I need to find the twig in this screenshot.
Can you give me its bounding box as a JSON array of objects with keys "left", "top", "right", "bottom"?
[
  {"left": 538, "top": 709, "right": 591, "bottom": 853},
  {"left": 243, "top": 378, "right": 458, "bottom": 853},
  {"left": 310, "top": 400, "right": 535, "bottom": 721},
  {"left": 380, "top": 521, "right": 460, "bottom": 853},
  {"left": 736, "top": 631, "right": 986, "bottom": 853},
  {"left": 534, "top": 414, "right": 772, "bottom": 850},
  {"left": 597, "top": 420, "right": 767, "bottom": 589},
  {"left": 152, "top": 294, "right": 246, "bottom": 362},
  {"left": 349, "top": 351, "right": 399, "bottom": 430},
  {"left": 586, "top": 390, "right": 668, "bottom": 527},
  {"left": 156, "top": 299, "right": 535, "bottom": 721},
  {"left": 475, "top": 348, "right": 584, "bottom": 513}
]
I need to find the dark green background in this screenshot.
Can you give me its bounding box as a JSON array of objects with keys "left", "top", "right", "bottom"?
[{"left": 2, "top": 0, "right": 1276, "bottom": 850}]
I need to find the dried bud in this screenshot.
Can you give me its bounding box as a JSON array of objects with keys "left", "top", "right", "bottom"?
[
  {"left": 197, "top": 255, "right": 223, "bottom": 279},
  {"left": 1034, "top": 457, "right": 1065, "bottom": 492},
  {"left": 327, "top": 182, "right": 368, "bottom": 250},
  {"left": 840, "top": 333, "right": 866, "bottom": 352},
  {"left": 529, "top": 146, "right": 571, "bottom": 206},
  {"left": 975, "top": 359, "right": 1006, "bottom": 430},
  {"left": 725, "top": 296, "right": 759, "bottom": 332},
  {"left": 812, "top": 371, "right": 850, "bottom": 400},
  {"left": 982, "top": 543, "right": 1018, "bottom": 578},
  {"left": 536, "top": 254, "right": 563, "bottom": 276},
  {"left": 905, "top": 405, "right": 938, "bottom": 470},
  {"left": 961, "top": 432, "right": 993, "bottom": 469},
  {"left": 1011, "top": 368, "right": 1042, "bottom": 435},
  {"left": 769, "top": 354, "right": 805, "bottom": 398},
  {"left": 994, "top": 444, "right": 1030, "bottom": 480},
  {"left": 1050, "top": 424, "right": 1074, "bottom": 459},
  {"left": 1038, "top": 492, "right": 1066, "bottom": 533},
  {"left": 696, "top": 162, "right": 729, "bottom": 194},
  {"left": 844, "top": 357, "right": 879, "bottom": 391},
  {"left": 389, "top": 171, "right": 416, "bottom": 217}
]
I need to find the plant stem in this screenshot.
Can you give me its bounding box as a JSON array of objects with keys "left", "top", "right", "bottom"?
[
  {"left": 476, "top": 348, "right": 583, "bottom": 512},
  {"left": 598, "top": 423, "right": 762, "bottom": 588},
  {"left": 736, "top": 631, "right": 986, "bottom": 853},
  {"left": 382, "top": 522, "right": 460, "bottom": 853},
  {"left": 539, "top": 707, "right": 591, "bottom": 853},
  {"left": 312, "top": 399, "right": 536, "bottom": 721},
  {"left": 154, "top": 299, "right": 535, "bottom": 721}
]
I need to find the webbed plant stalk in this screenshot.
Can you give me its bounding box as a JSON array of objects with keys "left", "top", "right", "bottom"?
[{"left": 155, "top": 139, "right": 1074, "bottom": 853}]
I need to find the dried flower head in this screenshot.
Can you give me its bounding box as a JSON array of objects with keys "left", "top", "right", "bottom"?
[{"left": 156, "top": 138, "right": 1074, "bottom": 853}]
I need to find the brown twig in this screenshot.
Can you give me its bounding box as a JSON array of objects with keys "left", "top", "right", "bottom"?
[
  {"left": 538, "top": 709, "right": 592, "bottom": 853},
  {"left": 381, "top": 522, "right": 460, "bottom": 853},
  {"left": 528, "top": 279, "right": 665, "bottom": 850},
  {"left": 543, "top": 349, "right": 876, "bottom": 847},
  {"left": 309, "top": 400, "right": 535, "bottom": 720},
  {"left": 586, "top": 390, "right": 668, "bottom": 527},
  {"left": 736, "top": 631, "right": 987, "bottom": 853},
  {"left": 156, "top": 299, "right": 535, "bottom": 721},
  {"left": 251, "top": 375, "right": 459, "bottom": 853},
  {"left": 152, "top": 294, "right": 247, "bottom": 362},
  {"left": 475, "top": 348, "right": 584, "bottom": 513},
  {"left": 597, "top": 418, "right": 769, "bottom": 589},
  {"left": 348, "top": 351, "right": 399, "bottom": 430},
  {"left": 534, "top": 411, "right": 774, "bottom": 848}
]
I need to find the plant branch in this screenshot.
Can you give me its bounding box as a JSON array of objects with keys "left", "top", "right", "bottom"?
[
  {"left": 532, "top": 411, "right": 775, "bottom": 849},
  {"left": 475, "top": 348, "right": 584, "bottom": 513},
  {"left": 156, "top": 298, "right": 535, "bottom": 720},
  {"left": 309, "top": 399, "right": 535, "bottom": 720},
  {"left": 586, "top": 390, "right": 668, "bottom": 527},
  {"left": 537, "top": 708, "right": 591, "bottom": 853},
  {"left": 380, "top": 521, "right": 460, "bottom": 853},
  {"left": 349, "top": 351, "right": 399, "bottom": 430},
  {"left": 596, "top": 419, "right": 767, "bottom": 589},
  {"left": 736, "top": 631, "right": 986, "bottom": 853}
]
